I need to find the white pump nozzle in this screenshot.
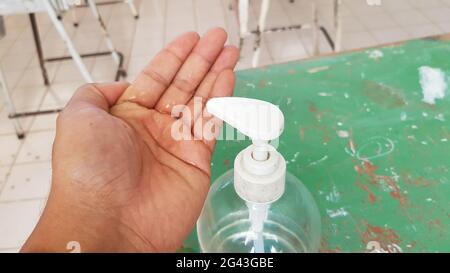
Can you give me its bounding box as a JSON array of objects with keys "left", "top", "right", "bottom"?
[
  {"left": 206, "top": 97, "right": 287, "bottom": 204},
  {"left": 206, "top": 97, "right": 284, "bottom": 141},
  {"left": 207, "top": 97, "right": 284, "bottom": 161}
]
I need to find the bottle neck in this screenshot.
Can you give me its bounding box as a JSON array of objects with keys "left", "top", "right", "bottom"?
[
  {"left": 234, "top": 145, "right": 287, "bottom": 204},
  {"left": 251, "top": 140, "right": 269, "bottom": 161}
]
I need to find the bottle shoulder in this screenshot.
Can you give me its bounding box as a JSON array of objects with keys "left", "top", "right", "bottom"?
[{"left": 210, "top": 169, "right": 314, "bottom": 204}]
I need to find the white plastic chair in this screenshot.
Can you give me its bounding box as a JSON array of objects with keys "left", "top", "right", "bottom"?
[
  {"left": 334, "top": 0, "right": 342, "bottom": 52},
  {"left": 236, "top": 0, "right": 343, "bottom": 67},
  {"left": 69, "top": 0, "right": 139, "bottom": 27},
  {"left": 0, "top": 0, "right": 124, "bottom": 138}
]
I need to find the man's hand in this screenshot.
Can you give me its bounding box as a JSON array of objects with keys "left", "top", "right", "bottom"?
[{"left": 21, "top": 28, "right": 239, "bottom": 252}]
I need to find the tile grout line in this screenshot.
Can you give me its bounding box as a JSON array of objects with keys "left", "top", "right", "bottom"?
[
  {"left": 1, "top": 159, "right": 51, "bottom": 168},
  {"left": 277, "top": 0, "right": 313, "bottom": 58},
  {"left": 0, "top": 247, "right": 19, "bottom": 251},
  {"left": 342, "top": 1, "right": 378, "bottom": 47},
  {"left": 192, "top": 0, "right": 199, "bottom": 33},
  {"left": 0, "top": 196, "right": 47, "bottom": 205},
  {"left": 0, "top": 23, "right": 27, "bottom": 62},
  {"left": 0, "top": 139, "right": 25, "bottom": 197},
  {"left": 410, "top": 4, "right": 448, "bottom": 35},
  {"left": 0, "top": 82, "right": 52, "bottom": 196},
  {"left": 367, "top": 3, "right": 412, "bottom": 44},
  {"left": 6, "top": 20, "right": 53, "bottom": 92},
  {"left": 162, "top": 0, "right": 169, "bottom": 45},
  {"left": 0, "top": 125, "right": 56, "bottom": 138}
]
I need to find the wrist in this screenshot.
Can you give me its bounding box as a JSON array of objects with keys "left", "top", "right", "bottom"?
[{"left": 21, "top": 185, "right": 155, "bottom": 252}]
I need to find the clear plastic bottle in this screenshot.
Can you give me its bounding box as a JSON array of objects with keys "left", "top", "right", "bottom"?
[
  {"left": 197, "top": 97, "right": 321, "bottom": 253},
  {"left": 197, "top": 169, "right": 321, "bottom": 253}
]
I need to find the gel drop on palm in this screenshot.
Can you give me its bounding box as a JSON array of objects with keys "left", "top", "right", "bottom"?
[{"left": 197, "top": 97, "right": 321, "bottom": 253}]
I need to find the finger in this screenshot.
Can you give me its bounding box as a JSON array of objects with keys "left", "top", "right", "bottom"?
[
  {"left": 192, "top": 69, "right": 235, "bottom": 151},
  {"left": 181, "top": 46, "right": 239, "bottom": 127},
  {"left": 66, "top": 82, "right": 130, "bottom": 112},
  {"left": 193, "top": 114, "right": 223, "bottom": 153},
  {"left": 207, "top": 69, "right": 236, "bottom": 98},
  {"left": 94, "top": 82, "right": 131, "bottom": 106},
  {"left": 117, "top": 32, "right": 200, "bottom": 108},
  {"left": 155, "top": 28, "right": 228, "bottom": 114}
]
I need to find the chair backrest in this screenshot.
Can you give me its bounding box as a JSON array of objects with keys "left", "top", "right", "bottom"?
[{"left": 0, "top": 0, "right": 79, "bottom": 15}]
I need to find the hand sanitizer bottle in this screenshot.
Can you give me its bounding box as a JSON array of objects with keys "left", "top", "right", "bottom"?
[{"left": 197, "top": 97, "right": 321, "bottom": 253}]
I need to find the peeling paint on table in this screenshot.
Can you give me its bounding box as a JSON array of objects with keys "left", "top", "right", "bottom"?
[{"left": 184, "top": 35, "right": 450, "bottom": 253}]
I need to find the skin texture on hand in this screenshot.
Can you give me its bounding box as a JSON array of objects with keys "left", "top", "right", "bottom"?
[{"left": 21, "top": 28, "right": 239, "bottom": 252}]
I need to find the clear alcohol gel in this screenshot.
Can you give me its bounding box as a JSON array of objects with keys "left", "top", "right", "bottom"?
[{"left": 197, "top": 97, "right": 321, "bottom": 253}]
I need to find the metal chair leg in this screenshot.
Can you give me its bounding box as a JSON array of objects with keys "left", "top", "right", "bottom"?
[
  {"left": 238, "top": 0, "right": 249, "bottom": 40},
  {"left": 312, "top": 3, "right": 320, "bottom": 56},
  {"left": 228, "top": 0, "right": 235, "bottom": 11},
  {"left": 44, "top": 1, "right": 94, "bottom": 83},
  {"left": 71, "top": 7, "right": 79, "bottom": 27},
  {"left": 87, "top": 0, "right": 120, "bottom": 63},
  {"left": 86, "top": 0, "right": 126, "bottom": 79},
  {"left": 29, "top": 14, "right": 49, "bottom": 86},
  {"left": 252, "top": 0, "right": 270, "bottom": 68},
  {"left": 0, "top": 68, "right": 25, "bottom": 139},
  {"left": 334, "top": 0, "right": 342, "bottom": 52},
  {"left": 125, "top": 0, "right": 139, "bottom": 19},
  {"left": 237, "top": 0, "right": 249, "bottom": 59}
]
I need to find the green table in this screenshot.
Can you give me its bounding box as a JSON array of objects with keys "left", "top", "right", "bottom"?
[{"left": 184, "top": 35, "right": 450, "bottom": 253}]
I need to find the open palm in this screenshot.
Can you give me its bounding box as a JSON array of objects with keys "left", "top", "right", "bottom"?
[{"left": 24, "top": 28, "right": 239, "bottom": 252}]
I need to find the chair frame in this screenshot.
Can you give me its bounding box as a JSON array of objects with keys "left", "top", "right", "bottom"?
[
  {"left": 236, "top": 0, "right": 343, "bottom": 67},
  {"left": 0, "top": 0, "right": 127, "bottom": 138}
]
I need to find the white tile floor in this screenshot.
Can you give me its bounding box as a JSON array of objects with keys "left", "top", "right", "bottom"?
[{"left": 0, "top": 0, "right": 449, "bottom": 252}]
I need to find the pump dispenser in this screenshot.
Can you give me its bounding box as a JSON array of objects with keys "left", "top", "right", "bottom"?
[{"left": 197, "top": 97, "right": 321, "bottom": 253}]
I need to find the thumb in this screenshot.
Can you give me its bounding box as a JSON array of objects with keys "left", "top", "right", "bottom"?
[{"left": 66, "top": 82, "right": 130, "bottom": 112}]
